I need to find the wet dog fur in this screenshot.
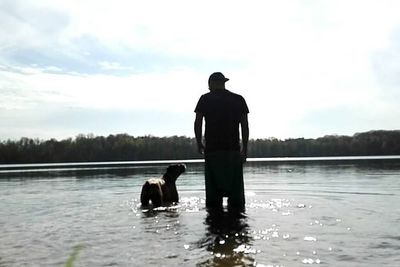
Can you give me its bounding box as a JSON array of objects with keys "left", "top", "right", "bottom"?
[{"left": 140, "top": 164, "right": 186, "bottom": 207}]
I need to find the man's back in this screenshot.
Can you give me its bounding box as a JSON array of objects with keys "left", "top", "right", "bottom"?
[{"left": 195, "top": 89, "right": 249, "bottom": 152}]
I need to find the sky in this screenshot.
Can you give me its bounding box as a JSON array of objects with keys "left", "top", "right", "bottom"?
[{"left": 1, "top": 0, "right": 400, "bottom": 141}]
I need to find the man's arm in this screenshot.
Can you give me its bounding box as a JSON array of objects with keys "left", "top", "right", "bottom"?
[
  {"left": 194, "top": 113, "right": 205, "bottom": 155},
  {"left": 240, "top": 113, "right": 249, "bottom": 162}
]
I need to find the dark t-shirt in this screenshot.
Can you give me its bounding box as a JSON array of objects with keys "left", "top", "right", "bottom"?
[{"left": 194, "top": 89, "right": 249, "bottom": 152}]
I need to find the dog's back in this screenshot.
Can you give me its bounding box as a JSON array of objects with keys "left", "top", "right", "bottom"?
[
  {"left": 140, "top": 164, "right": 186, "bottom": 207},
  {"left": 140, "top": 178, "right": 165, "bottom": 207}
]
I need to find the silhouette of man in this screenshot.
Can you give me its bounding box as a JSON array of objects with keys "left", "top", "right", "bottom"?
[{"left": 194, "top": 72, "right": 249, "bottom": 211}]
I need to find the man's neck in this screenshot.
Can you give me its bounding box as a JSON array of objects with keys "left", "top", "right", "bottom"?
[{"left": 210, "top": 87, "right": 226, "bottom": 91}]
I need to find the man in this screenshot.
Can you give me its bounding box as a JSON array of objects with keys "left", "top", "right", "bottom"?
[{"left": 194, "top": 72, "right": 249, "bottom": 211}]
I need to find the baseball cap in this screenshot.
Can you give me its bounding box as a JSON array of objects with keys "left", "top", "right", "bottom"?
[{"left": 208, "top": 72, "right": 229, "bottom": 82}]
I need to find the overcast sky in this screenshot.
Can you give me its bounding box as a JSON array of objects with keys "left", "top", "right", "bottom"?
[{"left": 1, "top": 0, "right": 400, "bottom": 140}]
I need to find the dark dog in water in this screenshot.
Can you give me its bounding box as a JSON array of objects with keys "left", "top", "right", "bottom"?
[{"left": 140, "top": 164, "right": 186, "bottom": 207}]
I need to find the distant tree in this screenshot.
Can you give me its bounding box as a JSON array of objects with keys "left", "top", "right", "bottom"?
[{"left": 0, "top": 130, "right": 399, "bottom": 164}]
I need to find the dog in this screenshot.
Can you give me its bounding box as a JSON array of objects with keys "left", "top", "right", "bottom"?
[{"left": 140, "top": 164, "right": 186, "bottom": 207}]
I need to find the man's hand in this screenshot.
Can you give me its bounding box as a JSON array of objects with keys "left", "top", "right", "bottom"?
[
  {"left": 194, "top": 113, "right": 205, "bottom": 156},
  {"left": 240, "top": 149, "right": 247, "bottom": 163},
  {"left": 197, "top": 143, "right": 205, "bottom": 155}
]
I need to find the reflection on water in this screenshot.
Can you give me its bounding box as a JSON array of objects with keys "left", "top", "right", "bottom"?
[
  {"left": 1, "top": 159, "right": 400, "bottom": 266},
  {"left": 197, "top": 209, "right": 253, "bottom": 266}
]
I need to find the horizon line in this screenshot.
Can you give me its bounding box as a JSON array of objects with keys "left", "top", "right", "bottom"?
[{"left": 2, "top": 129, "right": 400, "bottom": 142}]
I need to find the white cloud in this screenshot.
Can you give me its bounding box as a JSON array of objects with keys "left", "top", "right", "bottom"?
[
  {"left": 0, "top": 67, "right": 204, "bottom": 112},
  {"left": 1, "top": 0, "right": 400, "bottom": 139}
]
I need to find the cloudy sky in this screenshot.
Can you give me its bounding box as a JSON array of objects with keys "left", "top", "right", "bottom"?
[{"left": 1, "top": 0, "right": 399, "bottom": 140}]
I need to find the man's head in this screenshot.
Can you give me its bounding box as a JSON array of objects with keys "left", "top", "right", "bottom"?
[{"left": 208, "top": 72, "right": 229, "bottom": 90}]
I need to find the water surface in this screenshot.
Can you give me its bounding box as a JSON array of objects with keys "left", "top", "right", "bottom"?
[{"left": 1, "top": 158, "right": 400, "bottom": 266}]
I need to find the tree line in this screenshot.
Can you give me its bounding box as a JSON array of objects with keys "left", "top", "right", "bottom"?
[{"left": 0, "top": 130, "right": 399, "bottom": 164}]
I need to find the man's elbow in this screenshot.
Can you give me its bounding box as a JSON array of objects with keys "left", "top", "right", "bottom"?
[{"left": 241, "top": 120, "right": 249, "bottom": 132}]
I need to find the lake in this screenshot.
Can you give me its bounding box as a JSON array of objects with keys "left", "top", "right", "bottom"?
[{"left": 1, "top": 157, "right": 400, "bottom": 266}]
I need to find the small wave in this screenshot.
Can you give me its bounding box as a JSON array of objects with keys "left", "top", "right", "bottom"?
[
  {"left": 370, "top": 241, "right": 400, "bottom": 250},
  {"left": 382, "top": 235, "right": 400, "bottom": 241}
]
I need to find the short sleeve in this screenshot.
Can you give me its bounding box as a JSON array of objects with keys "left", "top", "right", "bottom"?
[
  {"left": 241, "top": 96, "right": 249, "bottom": 114},
  {"left": 194, "top": 95, "right": 205, "bottom": 113}
]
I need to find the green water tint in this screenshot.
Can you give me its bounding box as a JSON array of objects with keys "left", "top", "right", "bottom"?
[{"left": 65, "top": 245, "right": 83, "bottom": 267}]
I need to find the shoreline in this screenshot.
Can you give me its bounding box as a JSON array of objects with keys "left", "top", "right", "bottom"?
[{"left": 1, "top": 155, "right": 400, "bottom": 174}]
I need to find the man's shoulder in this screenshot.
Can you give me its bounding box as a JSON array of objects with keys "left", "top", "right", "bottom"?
[
  {"left": 226, "top": 90, "right": 249, "bottom": 113},
  {"left": 207, "top": 89, "right": 244, "bottom": 97},
  {"left": 225, "top": 90, "right": 247, "bottom": 103},
  {"left": 228, "top": 90, "right": 245, "bottom": 99},
  {"left": 201, "top": 92, "right": 212, "bottom": 98},
  {"left": 198, "top": 90, "right": 246, "bottom": 102}
]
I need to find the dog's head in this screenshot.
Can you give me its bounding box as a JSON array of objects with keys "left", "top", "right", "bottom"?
[{"left": 164, "top": 164, "right": 186, "bottom": 183}]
